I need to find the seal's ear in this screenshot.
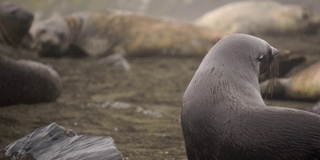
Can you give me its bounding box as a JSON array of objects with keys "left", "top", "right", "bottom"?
[{"left": 271, "top": 47, "right": 279, "bottom": 57}]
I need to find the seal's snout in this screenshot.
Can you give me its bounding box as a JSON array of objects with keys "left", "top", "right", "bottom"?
[
  {"left": 40, "top": 40, "right": 59, "bottom": 51},
  {"left": 271, "top": 47, "right": 279, "bottom": 57},
  {"left": 39, "top": 35, "right": 61, "bottom": 49},
  {"left": 20, "top": 11, "right": 34, "bottom": 24}
]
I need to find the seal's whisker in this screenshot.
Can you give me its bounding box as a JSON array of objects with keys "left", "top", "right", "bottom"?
[
  {"left": 272, "top": 57, "right": 281, "bottom": 98},
  {"left": 274, "top": 58, "right": 280, "bottom": 78},
  {"left": 262, "top": 64, "right": 272, "bottom": 101},
  {"left": 262, "top": 79, "right": 269, "bottom": 101},
  {"left": 262, "top": 82, "right": 269, "bottom": 101},
  {"left": 264, "top": 58, "right": 279, "bottom": 100},
  {"left": 270, "top": 78, "right": 276, "bottom": 98},
  {"left": 270, "top": 60, "right": 279, "bottom": 98}
]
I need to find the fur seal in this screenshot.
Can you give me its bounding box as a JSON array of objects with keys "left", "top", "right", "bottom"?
[
  {"left": 181, "top": 33, "right": 320, "bottom": 159},
  {"left": 31, "top": 10, "right": 221, "bottom": 58},
  {"left": 194, "top": 1, "right": 320, "bottom": 35},
  {"left": 0, "top": 1, "right": 34, "bottom": 48},
  {"left": 0, "top": 55, "right": 62, "bottom": 106},
  {"left": 260, "top": 61, "right": 320, "bottom": 102}
]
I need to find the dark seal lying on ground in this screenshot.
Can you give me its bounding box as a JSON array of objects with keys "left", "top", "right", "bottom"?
[
  {"left": 31, "top": 10, "right": 222, "bottom": 58},
  {"left": 0, "top": 2, "right": 61, "bottom": 106},
  {"left": 0, "top": 55, "right": 62, "bottom": 106},
  {"left": 181, "top": 33, "right": 320, "bottom": 159},
  {"left": 260, "top": 61, "right": 320, "bottom": 102},
  {"left": 5, "top": 123, "right": 124, "bottom": 160},
  {"left": 0, "top": 1, "right": 34, "bottom": 48}
]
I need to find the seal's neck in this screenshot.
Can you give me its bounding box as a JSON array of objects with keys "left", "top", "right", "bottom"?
[
  {"left": 0, "top": 19, "right": 23, "bottom": 46},
  {"left": 64, "top": 15, "right": 84, "bottom": 44}
]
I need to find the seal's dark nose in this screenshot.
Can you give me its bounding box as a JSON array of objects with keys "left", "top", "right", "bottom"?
[
  {"left": 41, "top": 40, "right": 59, "bottom": 49},
  {"left": 42, "top": 40, "right": 52, "bottom": 47},
  {"left": 23, "top": 12, "right": 34, "bottom": 22}
]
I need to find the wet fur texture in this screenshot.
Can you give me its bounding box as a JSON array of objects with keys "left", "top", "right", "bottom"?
[{"left": 181, "top": 33, "right": 320, "bottom": 160}]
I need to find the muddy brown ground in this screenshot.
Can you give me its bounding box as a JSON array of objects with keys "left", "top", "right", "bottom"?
[
  {"left": 1, "top": 0, "right": 320, "bottom": 160},
  {"left": 0, "top": 33, "right": 319, "bottom": 160}
]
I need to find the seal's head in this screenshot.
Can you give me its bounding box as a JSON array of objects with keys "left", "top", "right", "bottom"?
[
  {"left": 202, "top": 33, "right": 278, "bottom": 78},
  {"left": 33, "top": 16, "right": 71, "bottom": 57},
  {"left": 183, "top": 33, "right": 279, "bottom": 108},
  {"left": 0, "top": 2, "right": 34, "bottom": 46}
]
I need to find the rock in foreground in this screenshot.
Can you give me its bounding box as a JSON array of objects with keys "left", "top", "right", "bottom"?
[{"left": 4, "top": 123, "right": 124, "bottom": 160}]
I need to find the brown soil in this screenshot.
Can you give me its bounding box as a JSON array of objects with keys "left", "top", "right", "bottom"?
[{"left": 0, "top": 32, "right": 319, "bottom": 160}]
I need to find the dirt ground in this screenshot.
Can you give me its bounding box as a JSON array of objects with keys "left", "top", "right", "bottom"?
[
  {"left": 0, "top": 33, "right": 319, "bottom": 160},
  {"left": 1, "top": 1, "right": 320, "bottom": 160}
]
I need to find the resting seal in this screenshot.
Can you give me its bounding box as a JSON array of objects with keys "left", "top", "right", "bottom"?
[
  {"left": 0, "top": 2, "right": 34, "bottom": 47},
  {"left": 260, "top": 61, "right": 320, "bottom": 102},
  {"left": 0, "top": 55, "right": 62, "bottom": 106},
  {"left": 181, "top": 33, "right": 320, "bottom": 159},
  {"left": 31, "top": 10, "right": 221, "bottom": 58},
  {"left": 194, "top": 1, "right": 320, "bottom": 35}
]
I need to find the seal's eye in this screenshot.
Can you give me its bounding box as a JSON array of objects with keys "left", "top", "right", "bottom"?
[
  {"left": 258, "top": 55, "right": 264, "bottom": 62},
  {"left": 9, "top": 8, "right": 18, "bottom": 16},
  {"left": 57, "top": 32, "right": 65, "bottom": 41},
  {"left": 37, "top": 29, "right": 46, "bottom": 36},
  {"left": 302, "top": 12, "right": 309, "bottom": 20}
]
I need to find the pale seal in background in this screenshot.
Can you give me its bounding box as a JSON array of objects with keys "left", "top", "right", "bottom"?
[
  {"left": 260, "top": 61, "right": 320, "bottom": 102},
  {"left": 31, "top": 10, "right": 222, "bottom": 58},
  {"left": 194, "top": 1, "right": 320, "bottom": 35},
  {"left": 181, "top": 33, "right": 320, "bottom": 159}
]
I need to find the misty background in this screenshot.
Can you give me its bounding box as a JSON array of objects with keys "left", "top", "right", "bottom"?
[{"left": 3, "top": 0, "right": 320, "bottom": 22}]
